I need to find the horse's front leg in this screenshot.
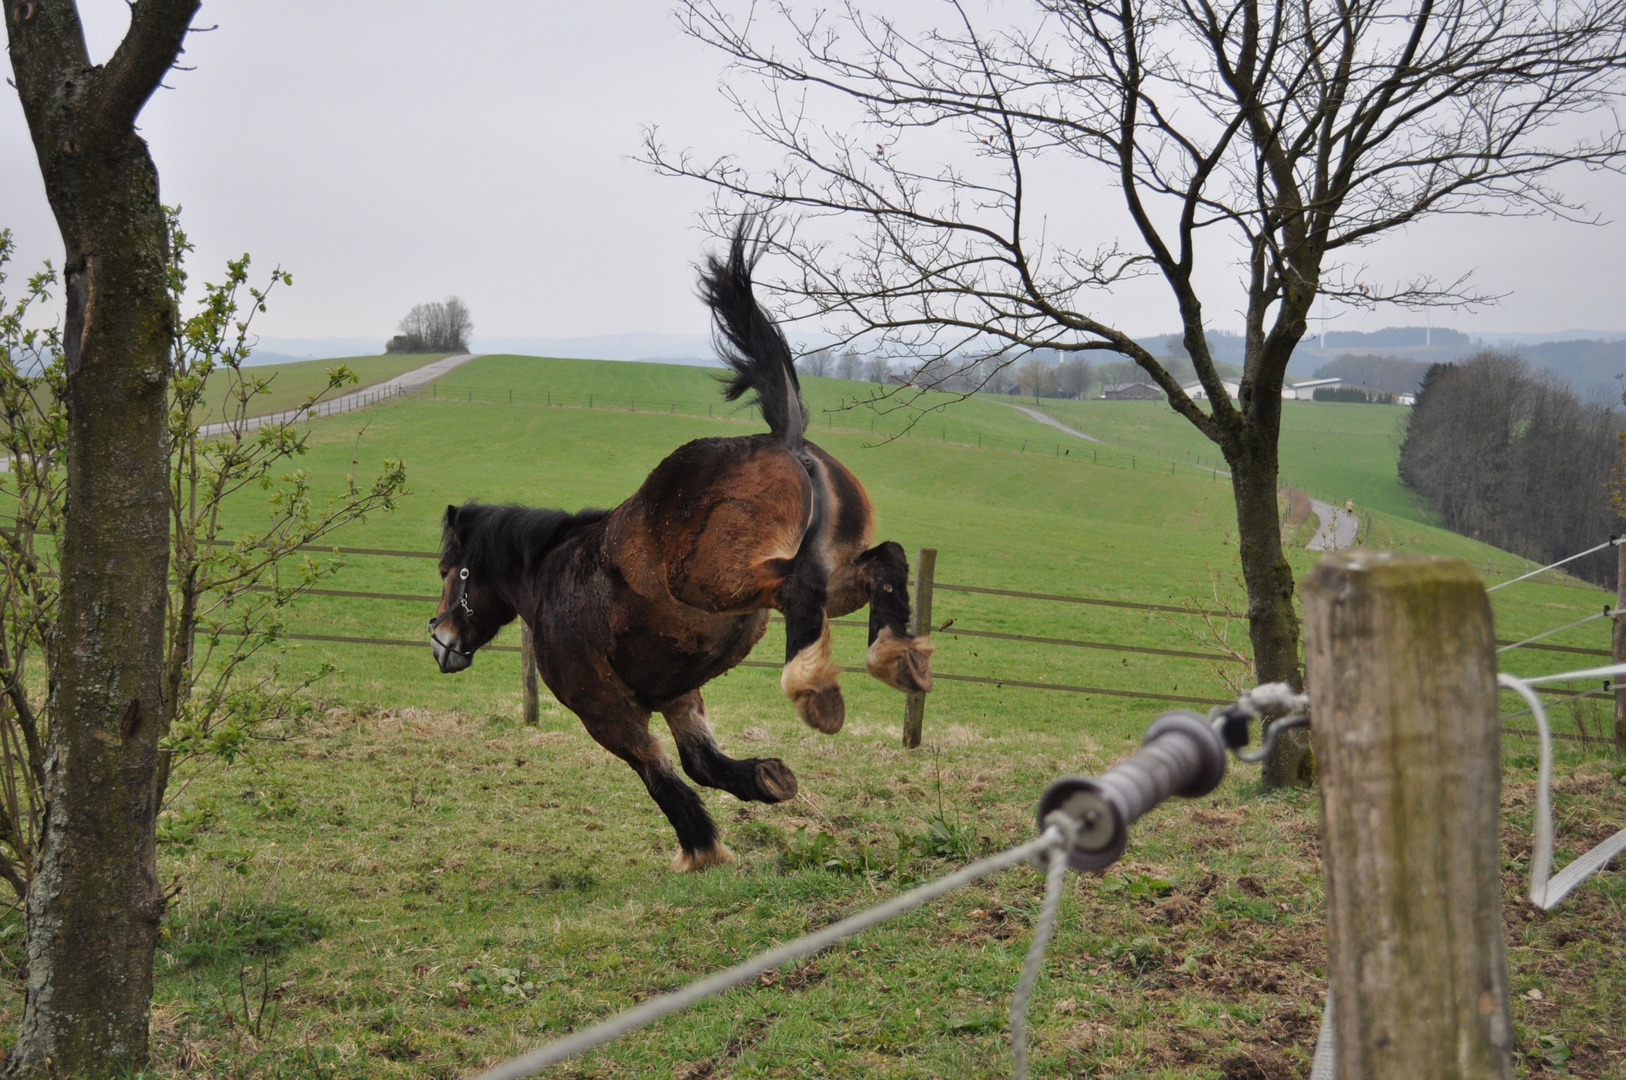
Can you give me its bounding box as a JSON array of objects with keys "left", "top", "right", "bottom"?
[
  {"left": 848, "top": 541, "right": 934, "bottom": 694},
  {"left": 660, "top": 691, "right": 798, "bottom": 803},
  {"left": 558, "top": 677, "right": 733, "bottom": 872}
]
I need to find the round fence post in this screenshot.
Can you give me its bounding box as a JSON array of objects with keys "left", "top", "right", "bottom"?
[
  {"left": 1302, "top": 553, "right": 1513, "bottom": 1080},
  {"left": 901, "top": 547, "right": 937, "bottom": 749},
  {"left": 1614, "top": 539, "right": 1625, "bottom": 756},
  {"left": 520, "top": 621, "right": 540, "bottom": 726}
]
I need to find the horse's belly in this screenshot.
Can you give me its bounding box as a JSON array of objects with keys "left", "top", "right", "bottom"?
[{"left": 610, "top": 611, "right": 770, "bottom": 705}]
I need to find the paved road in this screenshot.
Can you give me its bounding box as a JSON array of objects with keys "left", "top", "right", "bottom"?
[
  {"left": 1306, "top": 498, "right": 1361, "bottom": 551},
  {"left": 1006, "top": 404, "right": 1103, "bottom": 443},
  {"left": 198, "top": 352, "right": 483, "bottom": 438}
]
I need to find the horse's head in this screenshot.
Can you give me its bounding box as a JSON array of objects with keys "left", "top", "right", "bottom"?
[{"left": 429, "top": 503, "right": 518, "bottom": 673}]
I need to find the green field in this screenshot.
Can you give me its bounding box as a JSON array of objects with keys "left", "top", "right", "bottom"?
[
  {"left": 203, "top": 353, "right": 445, "bottom": 424},
  {"left": 7, "top": 355, "right": 1621, "bottom": 1078}
]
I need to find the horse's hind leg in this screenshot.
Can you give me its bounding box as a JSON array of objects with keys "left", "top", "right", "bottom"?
[
  {"left": 775, "top": 557, "right": 845, "bottom": 734},
  {"left": 852, "top": 541, "right": 934, "bottom": 694},
  {"left": 572, "top": 694, "right": 733, "bottom": 872},
  {"left": 660, "top": 691, "right": 798, "bottom": 803}
]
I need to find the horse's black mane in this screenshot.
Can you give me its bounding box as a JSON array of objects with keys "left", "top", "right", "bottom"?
[{"left": 443, "top": 502, "right": 609, "bottom": 577}]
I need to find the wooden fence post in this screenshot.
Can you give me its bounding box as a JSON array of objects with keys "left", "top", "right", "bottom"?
[
  {"left": 520, "top": 621, "right": 540, "bottom": 726},
  {"left": 1303, "top": 553, "right": 1513, "bottom": 1080},
  {"left": 901, "top": 546, "right": 937, "bottom": 749},
  {"left": 1615, "top": 540, "right": 1625, "bottom": 757}
]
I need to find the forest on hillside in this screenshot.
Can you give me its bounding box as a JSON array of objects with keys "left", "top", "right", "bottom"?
[{"left": 1398, "top": 352, "right": 1624, "bottom": 587}]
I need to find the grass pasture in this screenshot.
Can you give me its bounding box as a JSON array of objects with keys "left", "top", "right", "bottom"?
[
  {"left": 206, "top": 353, "right": 447, "bottom": 424},
  {"left": 5, "top": 354, "right": 1622, "bottom": 1077}
]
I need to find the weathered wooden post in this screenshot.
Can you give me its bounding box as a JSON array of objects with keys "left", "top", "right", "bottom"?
[
  {"left": 1302, "top": 553, "right": 1513, "bottom": 1080},
  {"left": 901, "top": 546, "right": 937, "bottom": 749},
  {"left": 520, "top": 622, "right": 540, "bottom": 726},
  {"left": 1614, "top": 539, "right": 1625, "bottom": 756}
]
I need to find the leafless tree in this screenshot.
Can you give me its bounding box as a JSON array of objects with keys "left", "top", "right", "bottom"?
[
  {"left": 1018, "top": 355, "right": 1060, "bottom": 396},
  {"left": 649, "top": 0, "right": 1626, "bottom": 784},
  {"left": 1058, "top": 356, "right": 1094, "bottom": 399},
  {"left": 389, "top": 296, "right": 473, "bottom": 353},
  {"left": 836, "top": 347, "right": 864, "bottom": 380},
  {"left": 798, "top": 346, "right": 835, "bottom": 375}
]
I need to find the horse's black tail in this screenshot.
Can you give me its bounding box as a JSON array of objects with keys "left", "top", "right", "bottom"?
[{"left": 699, "top": 219, "right": 808, "bottom": 449}]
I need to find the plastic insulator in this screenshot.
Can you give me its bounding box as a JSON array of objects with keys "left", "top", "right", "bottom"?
[{"left": 1036, "top": 711, "right": 1228, "bottom": 873}]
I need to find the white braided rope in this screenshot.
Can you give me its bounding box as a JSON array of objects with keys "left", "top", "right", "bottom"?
[
  {"left": 1009, "top": 843, "right": 1071, "bottom": 1080},
  {"left": 468, "top": 825, "right": 1071, "bottom": 1080}
]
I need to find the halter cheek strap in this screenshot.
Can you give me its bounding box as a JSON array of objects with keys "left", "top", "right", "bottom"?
[
  {"left": 428, "top": 567, "right": 478, "bottom": 657},
  {"left": 454, "top": 566, "right": 475, "bottom": 617}
]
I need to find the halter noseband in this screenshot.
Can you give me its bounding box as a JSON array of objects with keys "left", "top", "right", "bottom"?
[{"left": 428, "top": 566, "right": 477, "bottom": 657}]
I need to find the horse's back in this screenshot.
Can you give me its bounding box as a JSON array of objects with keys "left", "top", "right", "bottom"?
[{"left": 604, "top": 434, "right": 815, "bottom": 613}]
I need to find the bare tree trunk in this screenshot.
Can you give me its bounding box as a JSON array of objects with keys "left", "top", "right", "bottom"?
[
  {"left": 7, "top": 3, "right": 199, "bottom": 1073},
  {"left": 1227, "top": 434, "right": 1312, "bottom": 786}
]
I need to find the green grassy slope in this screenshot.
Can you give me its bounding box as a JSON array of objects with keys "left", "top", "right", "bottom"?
[
  {"left": 207, "top": 353, "right": 1611, "bottom": 729},
  {"left": 1017, "top": 395, "right": 1424, "bottom": 523},
  {"left": 71, "top": 354, "right": 1620, "bottom": 1079},
  {"left": 205, "top": 353, "right": 444, "bottom": 422}
]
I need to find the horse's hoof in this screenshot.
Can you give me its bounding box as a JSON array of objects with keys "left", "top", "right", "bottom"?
[
  {"left": 752, "top": 758, "right": 799, "bottom": 802},
  {"left": 794, "top": 685, "right": 845, "bottom": 734},
  {"left": 866, "top": 628, "right": 935, "bottom": 693},
  {"left": 673, "top": 843, "right": 736, "bottom": 873}
]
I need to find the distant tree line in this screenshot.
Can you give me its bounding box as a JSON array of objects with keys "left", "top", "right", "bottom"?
[
  {"left": 1314, "top": 354, "right": 1432, "bottom": 396},
  {"left": 1398, "top": 352, "right": 1624, "bottom": 587},
  {"left": 1508, "top": 338, "right": 1626, "bottom": 399},
  {"left": 1313, "top": 385, "right": 1395, "bottom": 404},
  {"left": 387, "top": 296, "right": 472, "bottom": 353},
  {"left": 797, "top": 347, "right": 1096, "bottom": 398}
]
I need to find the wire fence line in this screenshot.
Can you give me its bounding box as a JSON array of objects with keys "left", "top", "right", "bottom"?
[
  {"left": 1485, "top": 537, "right": 1623, "bottom": 593},
  {"left": 204, "top": 538, "right": 1623, "bottom": 720},
  {"left": 1498, "top": 608, "right": 1615, "bottom": 654}
]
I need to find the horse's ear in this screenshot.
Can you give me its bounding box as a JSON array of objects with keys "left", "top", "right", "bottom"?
[{"left": 444, "top": 504, "right": 460, "bottom": 529}]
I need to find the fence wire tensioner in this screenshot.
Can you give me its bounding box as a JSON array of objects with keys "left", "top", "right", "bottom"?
[{"left": 1033, "top": 683, "right": 1309, "bottom": 872}]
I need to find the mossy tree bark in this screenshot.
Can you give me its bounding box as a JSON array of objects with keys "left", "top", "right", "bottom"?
[{"left": 6, "top": 2, "right": 200, "bottom": 1074}]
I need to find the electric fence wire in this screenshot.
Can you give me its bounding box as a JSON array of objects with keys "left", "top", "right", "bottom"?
[
  {"left": 1496, "top": 608, "right": 1617, "bottom": 654},
  {"left": 1485, "top": 538, "right": 1621, "bottom": 592},
  {"left": 468, "top": 825, "right": 1075, "bottom": 1080}
]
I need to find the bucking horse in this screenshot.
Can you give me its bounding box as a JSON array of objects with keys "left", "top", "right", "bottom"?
[{"left": 427, "top": 223, "right": 934, "bottom": 870}]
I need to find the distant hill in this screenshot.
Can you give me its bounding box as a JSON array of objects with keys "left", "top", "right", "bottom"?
[
  {"left": 1314, "top": 354, "right": 1433, "bottom": 395},
  {"left": 1317, "top": 326, "right": 1472, "bottom": 349},
  {"left": 1507, "top": 339, "right": 1626, "bottom": 399}
]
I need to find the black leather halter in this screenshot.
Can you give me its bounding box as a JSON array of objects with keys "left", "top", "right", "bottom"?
[{"left": 428, "top": 566, "right": 476, "bottom": 657}]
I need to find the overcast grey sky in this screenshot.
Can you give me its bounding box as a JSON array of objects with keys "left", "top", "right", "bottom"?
[{"left": 4, "top": 1, "right": 1625, "bottom": 348}]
